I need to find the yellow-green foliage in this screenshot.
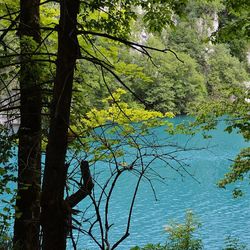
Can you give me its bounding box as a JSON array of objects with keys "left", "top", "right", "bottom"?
[
  {"left": 40, "top": 2, "right": 60, "bottom": 27},
  {"left": 69, "top": 88, "right": 174, "bottom": 162},
  {"left": 80, "top": 88, "right": 174, "bottom": 131},
  {"left": 0, "top": 0, "right": 18, "bottom": 16},
  {"left": 68, "top": 88, "right": 174, "bottom": 161}
]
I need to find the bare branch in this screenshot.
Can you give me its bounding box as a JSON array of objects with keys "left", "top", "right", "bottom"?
[
  {"left": 77, "top": 30, "right": 184, "bottom": 63},
  {"left": 66, "top": 161, "right": 94, "bottom": 208}
]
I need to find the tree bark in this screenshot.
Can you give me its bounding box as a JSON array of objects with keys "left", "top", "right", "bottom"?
[
  {"left": 13, "top": 1, "right": 41, "bottom": 249},
  {"left": 41, "top": 0, "right": 80, "bottom": 249}
]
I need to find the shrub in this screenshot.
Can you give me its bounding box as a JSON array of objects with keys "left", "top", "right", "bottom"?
[{"left": 131, "top": 210, "right": 203, "bottom": 250}]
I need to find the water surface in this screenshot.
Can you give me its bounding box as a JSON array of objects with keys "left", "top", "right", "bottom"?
[
  {"left": 1, "top": 117, "right": 249, "bottom": 249},
  {"left": 75, "top": 117, "right": 250, "bottom": 249}
]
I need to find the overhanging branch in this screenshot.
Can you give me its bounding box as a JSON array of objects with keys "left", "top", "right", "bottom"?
[
  {"left": 77, "top": 30, "right": 184, "bottom": 63},
  {"left": 66, "top": 161, "right": 94, "bottom": 208}
]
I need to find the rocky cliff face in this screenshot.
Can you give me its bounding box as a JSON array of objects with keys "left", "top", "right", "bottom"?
[
  {"left": 247, "top": 51, "right": 250, "bottom": 65},
  {"left": 196, "top": 11, "right": 219, "bottom": 38}
]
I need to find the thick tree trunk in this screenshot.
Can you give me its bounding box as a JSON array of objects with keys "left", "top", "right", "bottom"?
[
  {"left": 41, "top": 0, "right": 80, "bottom": 249},
  {"left": 14, "top": 1, "right": 41, "bottom": 249}
]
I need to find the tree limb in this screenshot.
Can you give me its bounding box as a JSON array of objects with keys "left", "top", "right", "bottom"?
[{"left": 66, "top": 161, "right": 94, "bottom": 208}]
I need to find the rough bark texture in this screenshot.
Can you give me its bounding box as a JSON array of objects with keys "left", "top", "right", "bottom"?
[
  {"left": 13, "top": 0, "right": 41, "bottom": 249},
  {"left": 41, "top": 0, "right": 80, "bottom": 249}
]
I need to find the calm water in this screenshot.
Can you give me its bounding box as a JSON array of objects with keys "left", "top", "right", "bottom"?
[
  {"left": 1, "top": 117, "right": 250, "bottom": 249},
  {"left": 73, "top": 116, "right": 250, "bottom": 249}
]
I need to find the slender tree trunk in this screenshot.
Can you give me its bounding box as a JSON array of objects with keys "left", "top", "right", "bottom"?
[
  {"left": 14, "top": 0, "right": 41, "bottom": 249},
  {"left": 41, "top": 0, "right": 80, "bottom": 249}
]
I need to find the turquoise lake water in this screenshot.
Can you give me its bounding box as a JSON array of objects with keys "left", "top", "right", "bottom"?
[
  {"left": 67, "top": 117, "right": 250, "bottom": 249},
  {"left": 1, "top": 117, "right": 250, "bottom": 249}
]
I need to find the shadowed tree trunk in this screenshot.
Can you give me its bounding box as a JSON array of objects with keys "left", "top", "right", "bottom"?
[
  {"left": 13, "top": 0, "right": 41, "bottom": 249},
  {"left": 41, "top": 0, "right": 80, "bottom": 249}
]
